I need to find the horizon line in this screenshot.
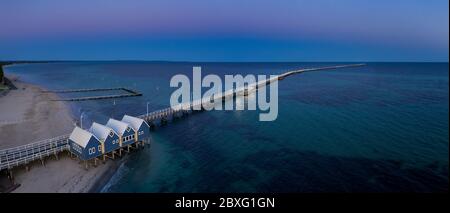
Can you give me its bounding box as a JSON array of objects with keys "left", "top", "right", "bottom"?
[{"left": 1, "top": 60, "right": 448, "bottom": 64}]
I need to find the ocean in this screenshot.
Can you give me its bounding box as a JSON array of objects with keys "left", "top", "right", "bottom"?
[{"left": 6, "top": 62, "right": 449, "bottom": 192}]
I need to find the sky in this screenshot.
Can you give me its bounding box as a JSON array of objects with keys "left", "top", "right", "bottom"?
[{"left": 0, "top": 0, "right": 448, "bottom": 62}]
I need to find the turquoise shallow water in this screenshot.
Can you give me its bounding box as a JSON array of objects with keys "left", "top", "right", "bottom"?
[{"left": 6, "top": 62, "right": 449, "bottom": 192}]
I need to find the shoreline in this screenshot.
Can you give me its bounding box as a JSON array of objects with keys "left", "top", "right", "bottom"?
[
  {"left": 0, "top": 73, "right": 118, "bottom": 192},
  {"left": 88, "top": 155, "right": 128, "bottom": 192}
]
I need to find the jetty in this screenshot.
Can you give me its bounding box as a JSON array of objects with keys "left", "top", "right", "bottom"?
[
  {"left": 43, "top": 87, "right": 142, "bottom": 101},
  {"left": 0, "top": 64, "right": 365, "bottom": 174},
  {"left": 278, "top": 63, "right": 365, "bottom": 80},
  {"left": 0, "top": 134, "right": 69, "bottom": 171}
]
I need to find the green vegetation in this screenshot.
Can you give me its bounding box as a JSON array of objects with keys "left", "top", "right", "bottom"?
[
  {"left": 0, "top": 65, "right": 4, "bottom": 84},
  {"left": 0, "top": 65, "right": 8, "bottom": 91}
]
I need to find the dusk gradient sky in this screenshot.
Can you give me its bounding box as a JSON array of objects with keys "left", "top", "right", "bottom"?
[{"left": 0, "top": 0, "right": 448, "bottom": 61}]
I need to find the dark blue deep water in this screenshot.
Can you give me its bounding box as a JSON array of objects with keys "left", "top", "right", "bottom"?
[{"left": 6, "top": 62, "right": 449, "bottom": 192}]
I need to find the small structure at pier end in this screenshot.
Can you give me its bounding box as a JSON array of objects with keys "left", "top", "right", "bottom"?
[
  {"left": 68, "top": 127, "right": 102, "bottom": 161},
  {"left": 106, "top": 118, "right": 136, "bottom": 148},
  {"left": 121, "top": 115, "right": 150, "bottom": 142},
  {"left": 89, "top": 122, "right": 120, "bottom": 159}
]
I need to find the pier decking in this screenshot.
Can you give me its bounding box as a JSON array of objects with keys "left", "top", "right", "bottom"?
[
  {"left": 0, "top": 134, "right": 69, "bottom": 170},
  {"left": 0, "top": 64, "right": 365, "bottom": 172}
]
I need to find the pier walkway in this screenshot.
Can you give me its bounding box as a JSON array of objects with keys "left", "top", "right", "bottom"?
[
  {"left": 0, "top": 64, "right": 365, "bottom": 171},
  {"left": 0, "top": 134, "right": 69, "bottom": 170}
]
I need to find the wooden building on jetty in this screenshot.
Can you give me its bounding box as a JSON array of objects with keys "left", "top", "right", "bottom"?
[{"left": 68, "top": 115, "right": 150, "bottom": 169}]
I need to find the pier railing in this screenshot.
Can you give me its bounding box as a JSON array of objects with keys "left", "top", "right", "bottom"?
[{"left": 0, "top": 134, "right": 70, "bottom": 170}]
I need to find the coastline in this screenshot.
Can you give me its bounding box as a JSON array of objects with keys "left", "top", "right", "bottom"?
[
  {"left": 88, "top": 155, "right": 128, "bottom": 192},
  {"left": 0, "top": 73, "right": 117, "bottom": 192}
]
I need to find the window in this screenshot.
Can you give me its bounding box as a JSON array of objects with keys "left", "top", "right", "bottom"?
[
  {"left": 88, "top": 147, "right": 96, "bottom": 155},
  {"left": 109, "top": 131, "right": 114, "bottom": 137},
  {"left": 72, "top": 143, "right": 82, "bottom": 154},
  {"left": 126, "top": 127, "right": 131, "bottom": 132}
]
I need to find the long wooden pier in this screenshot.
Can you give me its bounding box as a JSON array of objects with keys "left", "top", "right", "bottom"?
[
  {"left": 278, "top": 63, "right": 365, "bottom": 80},
  {"left": 0, "top": 64, "right": 365, "bottom": 171}
]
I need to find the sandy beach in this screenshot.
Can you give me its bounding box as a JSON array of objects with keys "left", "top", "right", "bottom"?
[{"left": 0, "top": 74, "right": 114, "bottom": 192}]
